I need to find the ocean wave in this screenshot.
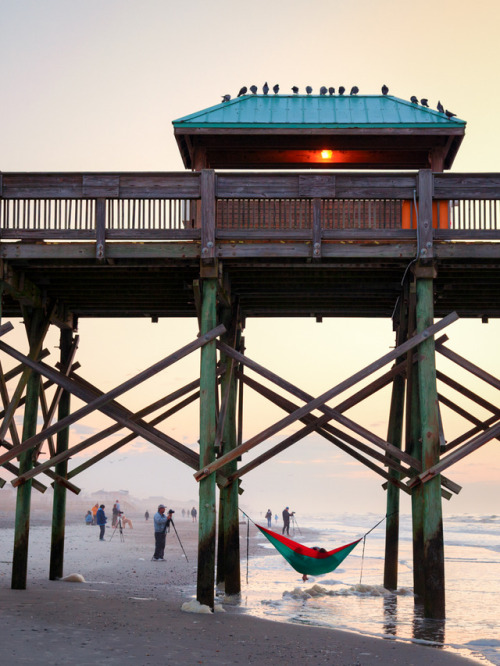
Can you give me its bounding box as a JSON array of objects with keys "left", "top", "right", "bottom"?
[{"left": 282, "top": 583, "right": 414, "bottom": 600}]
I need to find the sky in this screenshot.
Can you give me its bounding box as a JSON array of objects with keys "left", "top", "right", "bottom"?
[{"left": 1, "top": 0, "right": 500, "bottom": 519}]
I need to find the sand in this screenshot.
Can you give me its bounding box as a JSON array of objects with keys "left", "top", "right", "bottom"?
[{"left": 0, "top": 512, "right": 482, "bottom": 665}]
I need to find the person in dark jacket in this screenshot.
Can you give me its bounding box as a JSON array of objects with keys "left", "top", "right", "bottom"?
[
  {"left": 96, "top": 504, "right": 107, "bottom": 541},
  {"left": 282, "top": 506, "right": 293, "bottom": 535},
  {"left": 265, "top": 509, "right": 272, "bottom": 528}
]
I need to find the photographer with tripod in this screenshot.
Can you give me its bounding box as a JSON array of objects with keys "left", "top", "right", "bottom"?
[
  {"left": 282, "top": 506, "right": 294, "bottom": 536},
  {"left": 152, "top": 505, "right": 173, "bottom": 561}
]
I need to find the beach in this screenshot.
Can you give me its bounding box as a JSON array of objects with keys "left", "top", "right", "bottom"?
[{"left": 0, "top": 507, "right": 483, "bottom": 666}]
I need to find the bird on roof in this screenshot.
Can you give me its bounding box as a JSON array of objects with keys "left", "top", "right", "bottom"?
[
  {"left": 250, "top": 85, "right": 258, "bottom": 94},
  {"left": 263, "top": 82, "right": 269, "bottom": 95},
  {"left": 328, "top": 87, "right": 335, "bottom": 95},
  {"left": 273, "top": 84, "right": 279, "bottom": 94},
  {"left": 350, "top": 86, "right": 359, "bottom": 95},
  {"left": 420, "top": 98, "right": 429, "bottom": 107},
  {"left": 319, "top": 86, "right": 327, "bottom": 95},
  {"left": 381, "top": 84, "right": 389, "bottom": 95},
  {"left": 437, "top": 101, "right": 445, "bottom": 113},
  {"left": 338, "top": 86, "right": 345, "bottom": 95},
  {"left": 306, "top": 86, "right": 313, "bottom": 94},
  {"left": 410, "top": 96, "right": 419, "bottom": 104},
  {"left": 445, "top": 109, "right": 457, "bottom": 119},
  {"left": 292, "top": 86, "right": 299, "bottom": 94},
  {"left": 237, "top": 86, "right": 248, "bottom": 97},
  {"left": 222, "top": 94, "right": 231, "bottom": 102}
]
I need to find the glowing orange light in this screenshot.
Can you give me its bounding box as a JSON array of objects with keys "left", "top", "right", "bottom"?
[{"left": 321, "top": 150, "right": 333, "bottom": 159}]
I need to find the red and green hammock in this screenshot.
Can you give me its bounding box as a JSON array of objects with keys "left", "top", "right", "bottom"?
[{"left": 256, "top": 524, "right": 362, "bottom": 576}]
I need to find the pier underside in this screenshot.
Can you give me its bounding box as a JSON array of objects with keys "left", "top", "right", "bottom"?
[{"left": 2, "top": 252, "right": 500, "bottom": 320}]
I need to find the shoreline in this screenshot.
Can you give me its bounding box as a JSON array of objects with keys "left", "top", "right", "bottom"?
[{"left": 0, "top": 512, "right": 484, "bottom": 665}]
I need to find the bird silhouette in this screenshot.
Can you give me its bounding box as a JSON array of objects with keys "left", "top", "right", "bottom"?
[
  {"left": 250, "top": 85, "right": 258, "bottom": 94},
  {"left": 445, "top": 109, "right": 457, "bottom": 119},
  {"left": 437, "top": 101, "right": 445, "bottom": 113},
  {"left": 410, "top": 96, "right": 419, "bottom": 104},
  {"left": 382, "top": 84, "right": 389, "bottom": 95},
  {"left": 306, "top": 86, "right": 313, "bottom": 94},
  {"left": 350, "top": 86, "right": 359, "bottom": 95},
  {"left": 292, "top": 86, "right": 299, "bottom": 94},
  {"left": 420, "top": 98, "right": 429, "bottom": 107},
  {"left": 263, "top": 82, "right": 269, "bottom": 95},
  {"left": 328, "top": 87, "right": 335, "bottom": 95},
  {"left": 273, "top": 84, "right": 279, "bottom": 94},
  {"left": 319, "top": 86, "right": 327, "bottom": 95},
  {"left": 222, "top": 94, "right": 231, "bottom": 102},
  {"left": 237, "top": 86, "right": 248, "bottom": 97},
  {"left": 338, "top": 86, "right": 345, "bottom": 95}
]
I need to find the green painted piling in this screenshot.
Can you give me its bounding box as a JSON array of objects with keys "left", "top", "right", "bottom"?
[
  {"left": 219, "top": 314, "right": 241, "bottom": 596},
  {"left": 11, "top": 308, "right": 45, "bottom": 589},
  {"left": 383, "top": 317, "right": 407, "bottom": 590},
  {"left": 49, "top": 328, "right": 73, "bottom": 580},
  {"left": 416, "top": 277, "right": 445, "bottom": 619},
  {"left": 197, "top": 279, "right": 218, "bottom": 609}
]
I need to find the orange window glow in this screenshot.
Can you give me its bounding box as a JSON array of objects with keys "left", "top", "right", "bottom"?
[{"left": 320, "top": 150, "right": 333, "bottom": 159}]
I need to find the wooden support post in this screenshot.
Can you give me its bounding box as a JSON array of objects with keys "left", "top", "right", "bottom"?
[
  {"left": 200, "top": 170, "right": 216, "bottom": 264},
  {"left": 312, "top": 198, "right": 322, "bottom": 261},
  {"left": 217, "top": 306, "right": 240, "bottom": 596},
  {"left": 95, "top": 198, "right": 106, "bottom": 263},
  {"left": 12, "top": 308, "right": 47, "bottom": 589},
  {"left": 416, "top": 275, "right": 445, "bottom": 619},
  {"left": 197, "top": 278, "right": 218, "bottom": 609},
  {"left": 384, "top": 290, "right": 408, "bottom": 591},
  {"left": 0, "top": 280, "right": 6, "bottom": 489},
  {"left": 407, "top": 280, "right": 425, "bottom": 601},
  {"left": 49, "top": 328, "right": 73, "bottom": 580}
]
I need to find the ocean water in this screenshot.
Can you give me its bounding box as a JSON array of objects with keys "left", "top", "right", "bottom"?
[{"left": 235, "top": 513, "right": 500, "bottom": 665}]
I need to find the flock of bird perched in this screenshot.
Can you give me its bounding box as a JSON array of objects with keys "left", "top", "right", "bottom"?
[{"left": 220, "top": 84, "right": 456, "bottom": 119}]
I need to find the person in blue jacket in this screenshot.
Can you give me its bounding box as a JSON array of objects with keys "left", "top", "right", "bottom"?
[{"left": 96, "top": 504, "right": 107, "bottom": 541}]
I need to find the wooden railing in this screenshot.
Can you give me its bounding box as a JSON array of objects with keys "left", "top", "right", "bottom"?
[{"left": 1, "top": 171, "right": 500, "bottom": 247}]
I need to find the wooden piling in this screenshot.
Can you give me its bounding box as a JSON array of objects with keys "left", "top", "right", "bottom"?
[
  {"left": 416, "top": 276, "right": 445, "bottom": 619},
  {"left": 383, "top": 292, "right": 408, "bottom": 591},
  {"left": 49, "top": 328, "right": 73, "bottom": 580},
  {"left": 197, "top": 278, "right": 218, "bottom": 609},
  {"left": 218, "top": 307, "right": 241, "bottom": 596},
  {"left": 11, "top": 308, "right": 46, "bottom": 589}
]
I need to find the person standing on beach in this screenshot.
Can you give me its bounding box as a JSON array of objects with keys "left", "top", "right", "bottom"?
[
  {"left": 92, "top": 503, "right": 98, "bottom": 525},
  {"left": 265, "top": 509, "right": 272, "bottom": 528},
  {"left": 96, "top": 504, "right": 107, "bottom": 541},
  {"left": 153, "top": 504, "right": 172, "bottom": 561},
  {"left": 191, "top": 506, "right": 197, "bottom": 522},
  {"left": 282, "top": 507, "right": 292, "bottom": 535},
  {"left": 112, "top": 502, "right": 119, "bottom": 528},
  {"left": 145, "top": 510, "right": 149, "bottom": 521}
]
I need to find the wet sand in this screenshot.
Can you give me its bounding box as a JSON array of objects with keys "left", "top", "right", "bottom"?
[{"left": 0, "top": 512, "right": 482, "bottom": 665}]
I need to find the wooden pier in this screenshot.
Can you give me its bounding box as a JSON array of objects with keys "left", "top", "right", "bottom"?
[{"left": 2, "top": 93, "right": 500, "bottom": 619}]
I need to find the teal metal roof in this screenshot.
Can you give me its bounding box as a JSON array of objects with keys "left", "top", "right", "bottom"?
[{"left": 173, "top": 95, "right": 466, "bottom": 130}]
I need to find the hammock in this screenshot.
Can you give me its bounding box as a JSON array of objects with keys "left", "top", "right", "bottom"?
[{"left": 256, "top": 524, "right": 362, "bottom": 576}]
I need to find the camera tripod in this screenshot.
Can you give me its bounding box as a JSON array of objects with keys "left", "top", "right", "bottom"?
[
  {"left": 110, "top": 516, "right": 124, "bottom": 542},
  {"left": 290, "top": 514, "right": 302, "bottom": 536}
]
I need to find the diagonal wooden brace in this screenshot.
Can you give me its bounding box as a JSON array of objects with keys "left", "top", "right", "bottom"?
[{"left": 194, "top": 312, "right": 459, "bottom": 481}]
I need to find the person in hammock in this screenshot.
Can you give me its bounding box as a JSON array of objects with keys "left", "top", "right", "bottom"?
[{"left": 301, "top": 546, "right": 327, "bottom": 581}]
